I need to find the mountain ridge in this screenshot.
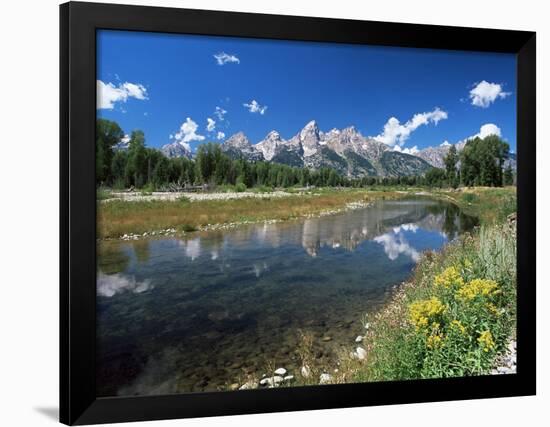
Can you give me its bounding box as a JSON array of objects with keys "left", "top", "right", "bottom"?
[{"left": 157, "top": 121, "right": 515, "bottom": 177}]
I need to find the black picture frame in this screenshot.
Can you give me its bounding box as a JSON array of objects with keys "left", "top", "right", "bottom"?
[{"left": 60, "top": 1, "right": 536, "bottom": 425}]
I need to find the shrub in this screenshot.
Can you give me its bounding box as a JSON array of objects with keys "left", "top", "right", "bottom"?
[{"left": 235, "top": 182, "right": 247, "bottom": 193}]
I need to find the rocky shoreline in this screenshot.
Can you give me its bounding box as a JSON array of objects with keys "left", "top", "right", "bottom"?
[
  {"left": 105, "top": 190, "right": 301, "bottom": 203},
  {"left": 228, "top": 334, "right": 517, "bottom": 391},
  {"left": 491, "top": 339, "right": 517, "bottom": 375}
]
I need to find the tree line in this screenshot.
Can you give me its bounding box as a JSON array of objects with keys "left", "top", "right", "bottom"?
[
  {"left": 96, "top": 118, "right": 515, "bottom": 190},
  {"left": 436, "top": 137, "right": 515, "bottom": 188}
]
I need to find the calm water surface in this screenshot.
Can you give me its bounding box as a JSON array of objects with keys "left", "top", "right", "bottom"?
[{"left": 96, "top": 198, "right": 477, "bottom": 396}]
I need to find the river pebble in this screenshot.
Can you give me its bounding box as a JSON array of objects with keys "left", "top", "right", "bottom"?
[
  {"left": 491, "top": 339, "right": 517, "bottom": 375},
  {"left": 274, "top": 368, "right": 287, "bottom": 376},
  {"left": 319, "top": 373, "right": 332, "bottom": 384}
]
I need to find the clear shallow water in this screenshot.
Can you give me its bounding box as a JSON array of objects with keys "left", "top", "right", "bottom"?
[{"left": 96, "top": 198, "right": 477, "bottom": 396}]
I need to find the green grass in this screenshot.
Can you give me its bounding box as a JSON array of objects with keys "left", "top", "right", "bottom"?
[
  {"left": 435, "top": 186, "right": 516, "bottom": 225},
  {"left": 96, "top": 187, "right": 112, "bottom": 201}
]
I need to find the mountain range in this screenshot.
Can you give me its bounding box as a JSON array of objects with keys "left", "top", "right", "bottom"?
[{"left": 159, "top": 120, "right": 516, "bottom": 177}]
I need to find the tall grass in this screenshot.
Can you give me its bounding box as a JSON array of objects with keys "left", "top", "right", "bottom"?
[
  {"left": 97, "top": 189, "right": 402, "bottom": 239},
  {"left": 343, "top": 223, "right": 516, "bottom": 382}
]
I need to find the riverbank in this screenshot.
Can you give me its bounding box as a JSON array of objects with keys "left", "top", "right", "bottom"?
[
  {"left": 97, "top": 186, "right": 516, "bottom": 240},
  {"left": 223, "top": 187, "right": 517, "bottom": 389},
  {"left": 97, "top": 188, "right": 403, "bottom": 240}
]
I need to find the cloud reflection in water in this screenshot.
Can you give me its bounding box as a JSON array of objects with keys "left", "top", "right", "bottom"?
[
  {"left": 374, "top": 230, "right": 420, "bottom": 262},
  {"left": 97, "top": 272, "right": 153, "bottom": 297}
]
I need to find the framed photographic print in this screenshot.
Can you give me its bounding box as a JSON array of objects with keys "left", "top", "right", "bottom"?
[{"left": 60, "top": 1, "right": 536, "bottom": 425}]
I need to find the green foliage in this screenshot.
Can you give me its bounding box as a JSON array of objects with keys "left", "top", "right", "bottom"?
[
  {"left": 424, "top": 168, "right": 446, "bottom": 188},
  {"left": 96, "top": 187, "right": 112, "bottom": 200},
  {"left": 356, "top": 223, "right": 516, "bottom": 381},
  {"left": 96, "top": 118, "right": 124, "bottom": 185},
  {"left": 234, "top": 182, "right": 247, "bottom": 193},
  {"left": 125, "top": 130, "right": 147, "bottom": 187},
  {"left": 181, "top": 224, "right": 197, "bottom": 232},
  {"left": 460, "top": 135, "right": 509, "bottom": 187},
  {"left": 444, "top": 145, "right": 459, "bottom": 188},
  {"left": 504, "top": 165, "right": 514, "bottom": 186}
]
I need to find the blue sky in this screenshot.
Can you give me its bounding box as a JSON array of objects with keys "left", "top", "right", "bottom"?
[{"left": 97, "top": 30, "right": 516, "bottom": 154}]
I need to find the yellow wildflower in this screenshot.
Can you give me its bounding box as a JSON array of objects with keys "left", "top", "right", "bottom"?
[
  {"left": 486, "top": 303, "right": 500, "bottom": 316},
  {"left": 426, "top": 333, "right": 444, "bottom": 349},
  {"left": 434, "top": 266, "right": 464, "bottom": 288},
  {"left": 456, "top": 278, "right": 499, "bottom": 301},
  {"left": 451, "top": 319, "right": 466, "bottom": 334},
  {"left": 478, "top": 330, "right": 496, "bottom": 352},
  {"left": 409, "top": 297, "right": 446, "bottom": 331}
]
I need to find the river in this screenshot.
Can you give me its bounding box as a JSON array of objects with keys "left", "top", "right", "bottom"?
[{"left": 96, "top": 197, "right": 477, "bottom": 396}]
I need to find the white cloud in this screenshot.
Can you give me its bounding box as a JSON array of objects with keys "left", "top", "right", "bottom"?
[
  {"left": 172, "top": 117, "right": 205, "bottom": 149},
  {"left": 442, "top": 124, "right": 503, "bottom": 151},
  {"left": 214, "top": 52, "right": 240, "bottom": 65},
  {"left": 206, "top": 118, "right": 216, "bottom": 132},
  {"left": 97, "top": 80, "right": 148, "bottom": 109},
  {"left": 216, "top": 131, "right": 226, "bottom": 140},
  {"left": 214, "top": 106, "right": 227, "bottom": 121},
  {"left": 471, "top": 123, "right": 502, "bottom": 140},
  {"left": 243, "top": 99, "right": 268, "bottom": 115},
  {"left": 374, "top": 107, "right": 447, "bottom": 147},
  {"left": 120, "top": 134, "right": 131, "bottom": 144},
  {"left": 469, "top": 80, "right": 511, "bottom": 108},
  {"left": 393, "top": 145, "right": 419, "bottom": 155},
  {"left": 121, "top": 82, "right": 148, "bottom": 100}
]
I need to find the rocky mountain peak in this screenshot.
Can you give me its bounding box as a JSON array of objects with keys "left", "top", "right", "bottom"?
[
  {"left": 265, "top": 130, "right": 282, "bottom": 142},
  {"left": 224, "top": 132, "right": 252, "bottom": 149},
  {"left": 255, "top": 130, "right": 285, "bottom": 161},
  {"left": 298, "top": 120, "right": 321, "bottom": 157},
  {"left": 300, "top": 120, "right": 319, "bottom": 140},
  {"left": 161, "top": 141, "right": 192, "bottom": 159}
]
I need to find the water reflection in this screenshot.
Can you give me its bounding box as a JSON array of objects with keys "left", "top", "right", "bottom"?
[
  {"left": 97, "top": 272, "right": 153, "bottom": 297},
  {"left": 374, "top": 230, "right": 420, "bottom": 262},
  {"left": 163, "top": 199, "right": 476, "bottom": 262},
  {"left": 96, "top": 198, "right": 478, "bottom": 396}
]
